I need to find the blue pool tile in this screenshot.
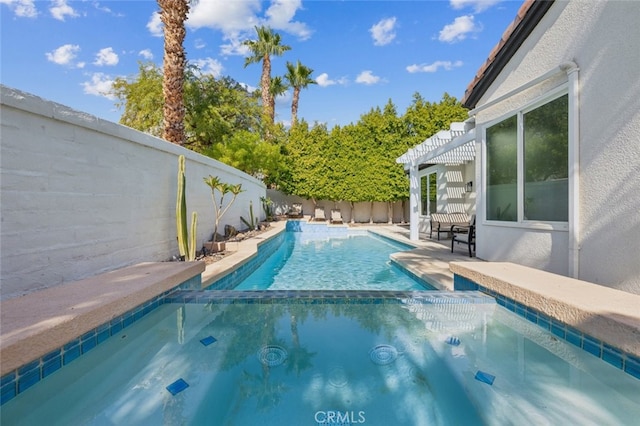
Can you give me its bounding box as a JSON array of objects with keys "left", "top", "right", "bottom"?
[
  {"left": 602, "top": 345, "right": 623, "bottom": 369},
  {"left": 63, "top": 345, "right": 81, "bottom": 365},
  {"left": 0, "top": 372, "right": 16, "bottom": 387},
  {"left": 625, "top": 357, "right": 640, "bottom": 380},
  {"left": 18, "top": 360, "right": 39, "bottom": 376},
  {"left": 200, "top": 336, "right": 217, "bottom": 346},
  {"left": 166, "top": 378, "right": 189, "bottom": 395},
  {"left": 565, "top": 329, "right": 582, "bottom": 348},
  {"left": 550, "top": 322, "right": 566, "bottom": 339},
  {"left": 445, "top": 336, "right": 461, "bottom": 346},
  {"left": 82, "top": 336, "right": 97, "bottom": 354},
  {"left": 42, "top": 357, "right": 62, "bottom": 378},
  {"left": 97, "top": 327, "right": 111, "bottom": 344},
  {"left": 110, "top": 318, "right": 123, "bottom": 335},
  {"left": 537, "top": 317, "right": 550, "bottom": 331},
  {"left": 1, "top": 382, "right": 17, "bottom": 405},
  {"left": 18, "top": 369, "right": 40, "bottom": 393},
  {"left": 582, "top": 336, "right": 602, "bottom": 358},
  {"left": 122, "top": 313, "right": 134, "bottom": 328},
  {"left": 475, "top": 371, "right": 495, "bottom": 385}
]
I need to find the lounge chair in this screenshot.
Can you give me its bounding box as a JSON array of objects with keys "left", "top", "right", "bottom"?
[
  {"left": 451, "top": 214, "right": 476, "bottom": 257},
  {"left": 314, "top": 207, "right": 327, "bottom": 221},
  {"left": 330, "top": 209, "right": 343, "bottom": 224},
  {"left": 287, "top": 203, "right": 303, "bottom": 218}
]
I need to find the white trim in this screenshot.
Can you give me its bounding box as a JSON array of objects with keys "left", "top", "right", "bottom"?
[{"left": 468, "top": 62, "right": 578, "bottom": 116}]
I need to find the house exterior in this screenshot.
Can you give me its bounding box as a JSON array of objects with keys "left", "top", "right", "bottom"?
[{"left": 462, "top": 0, "right": 640, "bottom": 294}]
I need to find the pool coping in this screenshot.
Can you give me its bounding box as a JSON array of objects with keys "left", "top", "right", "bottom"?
[
  {"left": 0, "top": 261, "right": 204, "bottom": 377},
  {"left": 450, "top": 261, "right": 640, "bottom": 359}
]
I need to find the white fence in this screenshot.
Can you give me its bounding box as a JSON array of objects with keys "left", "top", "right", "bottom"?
[{"left": 0, "top": 86, "right": 266, "bottom": 300}]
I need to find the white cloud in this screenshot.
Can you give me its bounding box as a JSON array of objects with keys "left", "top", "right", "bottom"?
[
  {"left": 191, "top": 58, "right": 224, "bottom": 77},
  {"left": 50, "top": 0, "right": 78, "bottom": 21},
  {"left": 369, "top": 17, "right": 397, "bottom": 46},
  {"left": 188, "top": 0, "right": 261, "bottom": 34},
  {"left": 406, "top": 60, "right": 464, "bottom": 73},
  {"left": 188, "top": 0, "right": 311, "bottom": 56},
  {"left": 194, "top": 39, "right": 206, "bottom": 49},
  {"left": 139, "top": 49, "right": 153, "bottom": 60},
  {"left": 93, "top": 47, "right": 119, "bottom": 66},
  {"left": 45, "top": 44, "right": 80, "bottom": 66},
  {"left": 316, "top": 73, "right": 348, "bottom": 87},
  {"left": 355, "top": 70, "right": 382, "bottom": 85},
  {"left": 438, "top": 15, "right": 478, "bottom": 43},
  {"left": 264, "top": 0, "right": 312, "bottom": 40},
  {"left": 82, "top": 73, "right": 116, "bottom": 100},
  {"left": 0, "top": 0, "right": 37, "bottom": 18},
  {"left": 239, "top": 82, "right": 258, "bottom": 94},
  {"left": 450, "top": 0, "right": 502, "bottom": 13},
  {"left": 147, "top": 11, "right": 163, "bottom": 37},
  {"left": 220, "top": 36, "right": 251, "bottom": 56}
]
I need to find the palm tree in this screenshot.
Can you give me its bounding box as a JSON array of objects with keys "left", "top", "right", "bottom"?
[
  {"left": 157, "top": 0, "right": 191, "bottom": 145},
  {"left": 285, "top": 60, "right": 316, "bottom": 126},
  {"left": 243, "top": 26, "right": 291, "bottom": 124},
  {"left": 268, "top": 76, "right": 289, "bottom": 123}
]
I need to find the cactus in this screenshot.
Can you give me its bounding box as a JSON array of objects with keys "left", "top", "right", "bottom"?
[
  {"left": 240, "top": 201, "right": 258, "bottom": 230},
  {"left": 176, "top": 155, "right": 198, "bottom": 261}
]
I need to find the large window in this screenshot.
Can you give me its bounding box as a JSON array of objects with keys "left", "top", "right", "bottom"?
[
  {"left": 420, "top": 172, "right": 437, "bottom": 215},
  {"left": 486, "top": 93, "right": 568, "bottom": 223}
]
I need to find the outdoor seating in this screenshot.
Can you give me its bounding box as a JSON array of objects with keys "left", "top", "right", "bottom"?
[
  {"left": 313, "top": 207, "right": 327, "bottom": 221},
  {"left": 451, "top": 215, "right": 476, "bottom": 257},
  {"left": 286, "top": 203, "right": 303, "bottom": 218},
  {"left": 330, "top": 209, "right": 343, "bottom": 224},
  {"left": 430, "top": 212, "right": 472, "bottom": 240}
]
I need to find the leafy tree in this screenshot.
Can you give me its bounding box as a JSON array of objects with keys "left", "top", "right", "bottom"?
[
  {"left": 112, "top": 62, "right": 164, "bottom": 136},
  {"left": 284, "top": 60, "right": 316, "bottom": 126},
  {"left": 243, "top": 26, "right": 291, "bottom": 125},
  {"left": 112, "top": 63, "right": 262, "bottom": 153}
]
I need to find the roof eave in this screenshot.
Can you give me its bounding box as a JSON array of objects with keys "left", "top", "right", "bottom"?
[{"left": 462, "top": 0, "right": 555, "bottom": 110}]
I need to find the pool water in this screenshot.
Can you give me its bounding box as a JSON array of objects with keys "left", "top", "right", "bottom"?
[
  {"left": 3, "top": 294, "right": 639, "bottom": 425},
  {"left": 233, "top": 231, "right": 431, "bottom": 291}
]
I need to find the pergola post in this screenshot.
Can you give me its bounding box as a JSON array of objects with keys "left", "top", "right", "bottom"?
[{"left": 409, "top": 162, "right": 420, "bottom": 241}]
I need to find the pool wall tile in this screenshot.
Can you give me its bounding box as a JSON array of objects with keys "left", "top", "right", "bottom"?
[
  {"left": 459, "top": 275, "right": 639, "bottom": 382},
  {"left": 0, "top": 280, "right": 194, "bottom": 406}
]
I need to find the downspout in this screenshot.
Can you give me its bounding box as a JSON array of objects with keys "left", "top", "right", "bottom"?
[
  {"left": 409, "top": 162, "right": 420, "bottom": 241},
  {"left": 564, "top": 61, "right": 580, "bottom": 278}
]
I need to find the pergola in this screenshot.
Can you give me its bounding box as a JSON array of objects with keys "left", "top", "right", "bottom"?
[{"left": 396, "top": 122, "right": 476, "bottom": 241}]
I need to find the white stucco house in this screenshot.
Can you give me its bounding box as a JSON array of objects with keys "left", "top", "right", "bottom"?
[{"left": 400, "top": 0, "right": 640, "bottom": 295}]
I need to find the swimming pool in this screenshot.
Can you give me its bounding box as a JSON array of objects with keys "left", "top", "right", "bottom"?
[
  {"left": 232, "top": 230, "right": 431, "bottom": 291},
  {"left": 3, "top": 292, "right": 639, "bottom": 425}
]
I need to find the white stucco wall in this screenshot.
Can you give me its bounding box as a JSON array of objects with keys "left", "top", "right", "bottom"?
[
  {"left": 472, "top": 2, "right": 640, "bottom": 293},
  {"left": 0, "top": 86, "right": 266, "bottom": 300}
]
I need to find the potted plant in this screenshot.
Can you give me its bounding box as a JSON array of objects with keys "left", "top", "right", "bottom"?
[{"left": 203, "top": 175, "right": 243, "bottom": 252}]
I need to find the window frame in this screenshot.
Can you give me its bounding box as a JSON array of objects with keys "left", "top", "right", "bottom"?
[
  {"left": 419, "top": 168, "right": 439, "bottom": 216},
  {"left": 482, "top": 86, "right": 569, "bottom": 231}
]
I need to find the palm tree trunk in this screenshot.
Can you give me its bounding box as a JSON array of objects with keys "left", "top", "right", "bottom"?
[
  {"left": 291, "top": 87, "right": 300, "bottom": 126},
  {"left": 158, "top": 0, "right": 189, "bottom": 145},
  {"left": 261, "top": 54, "right": 272, "bottom": 123}
]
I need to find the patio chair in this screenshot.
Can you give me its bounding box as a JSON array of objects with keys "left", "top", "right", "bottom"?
[
  {"left": 451, "top": 215, "right": 476, "bottom": 257},
  {"left": 287, "top": 203, "right": 303, "bottom": 218},
  {"left": 314, "top": 207, "right": 327, "bottom": 221},
  {"left": 330, "top": 209, "right": 343, "bottom": 224}
]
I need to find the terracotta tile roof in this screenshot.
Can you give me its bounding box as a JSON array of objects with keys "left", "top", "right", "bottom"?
[{"left": 462, "top": 0, "right": 554, "bottom": 109}]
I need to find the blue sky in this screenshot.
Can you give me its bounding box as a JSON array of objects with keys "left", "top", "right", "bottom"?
[{"left": 1, "top": 0, "right": 523, "bottom": 128}]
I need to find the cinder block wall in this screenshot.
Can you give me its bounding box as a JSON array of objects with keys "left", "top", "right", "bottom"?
[{"left": 0, "top": 86, "right": 265, "bottom": 300}]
